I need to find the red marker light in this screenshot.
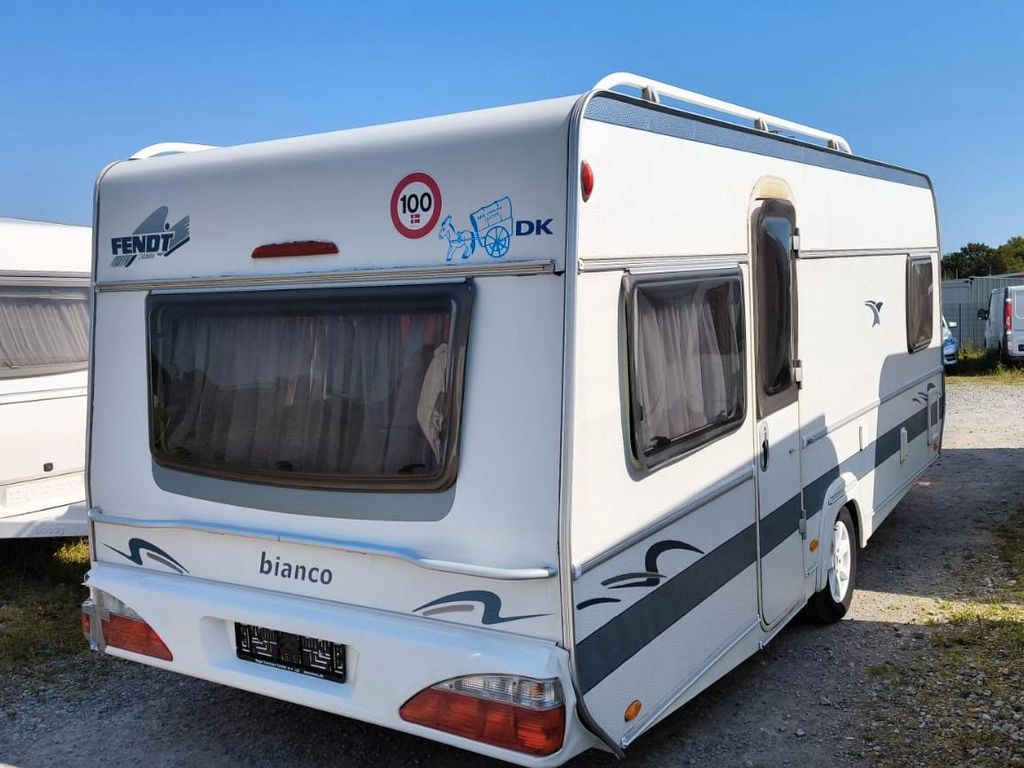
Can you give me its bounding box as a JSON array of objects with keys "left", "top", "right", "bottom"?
[
  {"left": 251, "top": 241, "right": 339, "bottom": 259},
  {"left": 580, "top": 161, "right": 594, "bottom": 202}
]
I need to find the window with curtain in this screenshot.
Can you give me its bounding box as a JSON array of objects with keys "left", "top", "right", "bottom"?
[
  {"left": 0, "top": 284, "right": 90, "bottom": 379},
  {"left": 906, "top": 256, "right": 934, "bottom": 352},
  {"left": 626, "top": 271, "right": 746, "bottom": 471},
  {"left": 148, "top": 283, "right": 473, "bottom": 491}
]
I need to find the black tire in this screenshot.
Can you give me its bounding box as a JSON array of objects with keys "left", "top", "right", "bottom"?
[{"left": 808, "top": 507, "right": 857, "bottom": 623}]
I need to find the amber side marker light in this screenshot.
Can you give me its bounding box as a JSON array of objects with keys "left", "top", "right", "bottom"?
[
  {"left": 251, "top": 240, "right": 339, "bottom": 259},
  {"left": 82, "top": 590, "right": 173, "bottom": 661},
  {"left": 400, "top": 674, "right": 565, "bottom": 757},
  {"left": 624, "top": 699, "right": 642, "bottom": 721},
  {"left": 809, "top": 539, "right": 819, "bottom": 552}
]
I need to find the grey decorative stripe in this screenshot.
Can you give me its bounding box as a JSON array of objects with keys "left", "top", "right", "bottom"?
[
  {"left": 576, "top": 523, "right": 757, "bottom": 694},
  {"left": 757, "top": 494, "right": 803, "bottom": 556},
  {"left": 576, "top": 396, "right": 942, "bottom": 693},
  {"left": 584, "top": 94, "right": 931, "bottom": 190}
]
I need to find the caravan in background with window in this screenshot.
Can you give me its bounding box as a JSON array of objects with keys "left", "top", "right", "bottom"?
[
  {"left": 81, "top": 74, "right": 943, "bottom": 765},
  {"left": 1, "top": 218, "right": 91, "bottom": 538}
]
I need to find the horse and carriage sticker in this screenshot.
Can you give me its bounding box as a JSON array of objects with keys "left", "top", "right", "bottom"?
[{"left": 389, "top": 172, "right": 554, "bottom": 261}]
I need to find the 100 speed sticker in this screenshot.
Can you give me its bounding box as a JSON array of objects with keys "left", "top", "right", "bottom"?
[{"left": 390, "top": 172, "right": 442, "bottom": 239}]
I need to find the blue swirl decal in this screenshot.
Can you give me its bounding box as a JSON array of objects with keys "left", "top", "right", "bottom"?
[
  {"left": 414, "top": 590, "right": 546, "bottom": 625},
  {"left": 105, "top": 537, "right": 189, "bottom": 575}
]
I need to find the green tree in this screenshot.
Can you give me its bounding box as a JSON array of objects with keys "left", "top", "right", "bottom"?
[
  {"left": 995, "top": 236, "right": 1024, "bottom": 274},
  {"left": 942, "top": 242, "right": 996, "bottom": 279}
]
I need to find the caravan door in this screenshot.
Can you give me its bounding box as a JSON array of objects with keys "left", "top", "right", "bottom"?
[{"left": 751, "top": 199, "right": 805, "bottom": 625}]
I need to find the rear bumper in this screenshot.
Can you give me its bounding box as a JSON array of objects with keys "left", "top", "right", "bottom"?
[
  {"left": 84, "top": 562, "right": 596, "bottom": 766},
  {"left": 0, "top": 502, "right": 88, "bottom": 538}
]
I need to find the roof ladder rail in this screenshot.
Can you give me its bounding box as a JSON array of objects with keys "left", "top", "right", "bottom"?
[
  {"left": 593, "top": 72, "right": 852, "bottom": 155},
  {"left": 129, "top": 142, "right": 218, "bottom": 160}
]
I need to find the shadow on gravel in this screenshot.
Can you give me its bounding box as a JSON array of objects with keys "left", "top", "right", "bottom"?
[{"left": 5, "top": 447, "right": 1022, "bottom": 768}]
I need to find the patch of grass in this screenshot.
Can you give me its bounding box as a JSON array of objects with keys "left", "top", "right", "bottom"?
[
  {"left": 0, "top": 537, "right": 90, "bottom": 675},
  {"left": 865, "top": 508, "right": 1024, "bottom": 766},
  {"left": 948, "top": 344, "right": 1024, "bottom": 383}
]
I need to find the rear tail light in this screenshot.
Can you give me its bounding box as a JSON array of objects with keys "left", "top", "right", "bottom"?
[
  {"left": 1005, "top": 299, "right": 1013, "bottom": 333},
  {"left": 81, "top": 589, "right": 172, "bottom": 661},
  {"left": 400, "top": 674, "right": 565, "bottom": 756}
]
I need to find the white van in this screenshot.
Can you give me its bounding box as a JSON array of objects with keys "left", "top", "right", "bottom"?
[
  {"left": 82, "top": 74, "right": 943, "bottom": 765},
  {"left": 0, "top": 218, "right": 90, "bottom": 538},
  {"left": 981, "top": 285, "right": 1024, "bottom": 361}
]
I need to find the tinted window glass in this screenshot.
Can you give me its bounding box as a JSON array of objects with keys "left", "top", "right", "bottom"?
[
  {"left": 0, "top": 285, "right": 90, "bottom": 378},
  {"left": 907, "top": 257, "right": 934, "bottom": 352},
  {"left": 757, "top": 212, "right": 793, "bottom": 396},
  {"left": 627, "top": 272, "right": 746, "bottom": 470},
  {"left": 148, "top": 284, "right": 473, "bottom": 492}
]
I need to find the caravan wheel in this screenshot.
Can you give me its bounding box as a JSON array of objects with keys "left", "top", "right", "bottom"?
[{"left": 808, "top": 507, "right": 857, "bottom": 623}]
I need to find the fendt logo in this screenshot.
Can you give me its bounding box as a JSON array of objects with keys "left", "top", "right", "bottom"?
[{"left": 110, "top": 206, "right": 190, "bottom": 268}]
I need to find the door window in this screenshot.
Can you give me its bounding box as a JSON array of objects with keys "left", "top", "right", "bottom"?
[{"left": 753, "top": 200, "right": 797, "bottom": 416}]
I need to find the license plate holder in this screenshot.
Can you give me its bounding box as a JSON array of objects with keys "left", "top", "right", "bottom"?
[{"left": 235, "top": 622, "right": 346, "bottom": 683}]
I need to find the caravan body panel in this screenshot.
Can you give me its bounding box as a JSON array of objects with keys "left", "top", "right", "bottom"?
[{"left": 0, "top": 219, "right": 90, "bottom": 538}]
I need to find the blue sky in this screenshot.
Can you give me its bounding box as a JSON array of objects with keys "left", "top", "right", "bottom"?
[{"left": 1, "top": 1, "right": 1020, "bottom": 251}]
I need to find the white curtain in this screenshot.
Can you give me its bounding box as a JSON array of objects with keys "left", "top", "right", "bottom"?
[
  {"left": 153, "top": 306, "right": 453, "bottom": 480},
  {"left": 634, "top": 280, "right": 742, "bottom": 452},
  {"left": 0, "top": 286, "right": 90, "bottom": 377}
]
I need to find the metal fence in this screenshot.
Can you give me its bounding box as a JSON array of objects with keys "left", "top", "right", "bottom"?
[{"left": 942, "top": 273, "right": 1024, "bottom": 349}]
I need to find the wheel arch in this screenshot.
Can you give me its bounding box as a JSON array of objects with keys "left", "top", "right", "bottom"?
[{"left": 812, "top": 473, "right": 866, "bottom": 592}]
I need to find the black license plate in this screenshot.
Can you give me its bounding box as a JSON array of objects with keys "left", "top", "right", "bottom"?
[{"left": 235, "top": 623, "right": 346, "bottom": 683}]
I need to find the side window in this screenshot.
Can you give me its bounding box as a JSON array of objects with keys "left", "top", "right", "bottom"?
[
  {"left": 625, "top": 270, "right": 746, "bottom": 471},
  {"left": 906, "top": 256, "right": 934, "bottom": 352},
  {"left": 0, "top": 284, "right": 90, "bottom": 379},
  {"left": 753, "top": 200, "right": 797, "bottom": 417}
]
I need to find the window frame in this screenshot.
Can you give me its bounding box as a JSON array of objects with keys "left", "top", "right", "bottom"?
[
  {"left": 906, "top": 255, "right": 934, "bottom": 353},
  {"left": 0, "top": 277, "right": 91, "bottom": 380},
  {"left": 623, "top": 268, "right": 748, "bottom": 473},
  {"left": 145, "top": 281, "right": 474, "bottom": 493}
]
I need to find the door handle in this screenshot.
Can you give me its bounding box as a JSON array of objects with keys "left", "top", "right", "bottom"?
[{"left": 761, "top": 438, "right": 770, "bottom": 470}]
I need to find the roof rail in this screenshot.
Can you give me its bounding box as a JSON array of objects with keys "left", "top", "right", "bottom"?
[
  {"left": 592, "top": 72, "right": 852, "bottom": 155},
  {"left": 130, "top": 142, "right": 218, "bottom": 160}
]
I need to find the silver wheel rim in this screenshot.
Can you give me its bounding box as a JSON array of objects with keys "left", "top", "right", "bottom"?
[{"left": 828, "top": 520, "right": 852, "bottom": 603}]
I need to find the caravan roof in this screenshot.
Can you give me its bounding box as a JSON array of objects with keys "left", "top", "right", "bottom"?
[{"left": 0, "top": 217, "right": 91, "bottom": 274}]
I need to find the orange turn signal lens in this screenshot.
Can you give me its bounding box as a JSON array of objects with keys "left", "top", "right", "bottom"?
[{"left": 624, "top": 699, "right": 642, "bottom": 721}]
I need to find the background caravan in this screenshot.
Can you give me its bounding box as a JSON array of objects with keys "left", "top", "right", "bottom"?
[
  {"left": 0, "top": 218, "right": 91, "bottom": 539},
  {"left": 82, "top": 74, "right": 942, "bottom": 765}
]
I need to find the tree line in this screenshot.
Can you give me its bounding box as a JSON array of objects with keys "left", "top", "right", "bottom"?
[{"left": 942, "top": 236, "right": 1024, "bottom": 280}]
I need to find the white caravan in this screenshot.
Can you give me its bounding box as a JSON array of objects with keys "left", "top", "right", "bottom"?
[
  {"left": 981, "top": 285, "right": 1024, "bottom": 361},
  {"left": 1, "top": 218, "right": 90, "bottom": 538},
  {"left": 82, "top": 74, "right": 943, "bottom": 764}
]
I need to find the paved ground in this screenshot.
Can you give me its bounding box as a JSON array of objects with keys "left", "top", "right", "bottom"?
[{"left": 2, "top": 378, "right": 1022, "bottom": 768}]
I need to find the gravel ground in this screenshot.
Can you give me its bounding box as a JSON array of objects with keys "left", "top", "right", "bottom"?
[{"left": 2, "top": 378, "right": 1022, "bottom": 768}]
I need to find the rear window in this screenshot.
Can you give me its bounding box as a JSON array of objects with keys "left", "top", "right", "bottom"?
[
  {"left": 148, "top": 283, "right": 473, "bottom": 492},
  {"left": 625, "top": 271, "right": 746, "bottom": 471},
  {"left": 0, "top": 284, "right": 90, "bottom": 379}
]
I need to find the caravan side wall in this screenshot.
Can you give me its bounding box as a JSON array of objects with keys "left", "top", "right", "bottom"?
[{"left": 566, "top": 95, "right": 940, "bottom": 746}]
